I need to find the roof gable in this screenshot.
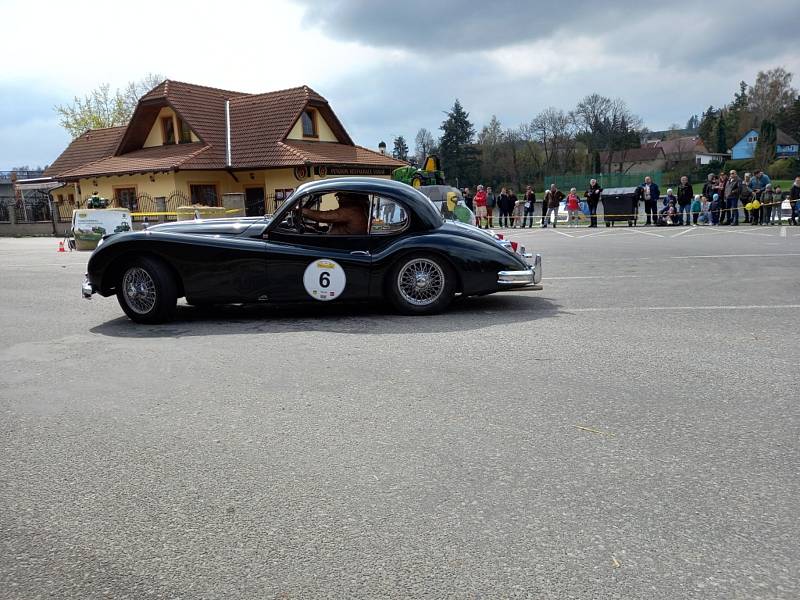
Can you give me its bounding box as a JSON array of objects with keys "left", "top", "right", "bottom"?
[{"left": 776, "top": 129, "right": 799, "bottom": 146}]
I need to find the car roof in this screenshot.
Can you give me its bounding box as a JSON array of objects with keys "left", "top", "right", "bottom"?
[{"left": 290, "top": 177, "right": 443, "bottom": 229}]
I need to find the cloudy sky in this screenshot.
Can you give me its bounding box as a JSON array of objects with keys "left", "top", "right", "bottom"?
[{"left": 2, "top": 0, "right": 798, "bottom": 169}]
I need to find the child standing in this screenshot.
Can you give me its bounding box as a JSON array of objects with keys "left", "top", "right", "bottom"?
[
  {"left": 565, "top": 187, "right": 580, "bottom": 227},
  {"left": 690, "top": 194, "right": 702, "bottom": 225},
  {"left": 770, "top": 186, "right": 783, "bottom": 224},
  {"left": 710, "top": 193, "right": 721, "bottom": 225}
]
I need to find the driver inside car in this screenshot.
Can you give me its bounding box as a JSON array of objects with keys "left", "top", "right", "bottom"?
[{"left": 300, "top": 192, "right": 369, "bottom": 235}]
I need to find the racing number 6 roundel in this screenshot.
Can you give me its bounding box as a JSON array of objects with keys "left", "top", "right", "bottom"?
[{"left": 303, "top": 259, "right": 346, "bottom": 301}]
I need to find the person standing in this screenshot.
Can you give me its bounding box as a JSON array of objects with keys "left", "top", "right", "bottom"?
[
  {"left": 724, "top": 170, "right": 742, "bottom": 225},
  {"left": 485, "top": 186, "right": 496, "bottom": 227},
  {"left": 690, "top": 194, "right": 702, "bottom": 225},
  {"left": 769, "top": 185, "right": 783, "bottom": 225},
  {"left": 710, "top": 193, "right": 722, "bottom": 225},
  {"left": 584, "top": 178, "right": 603, "bottom": 227},
  {"left": 473, "top": 184, "right": 488, "bottom": 228},
  {"left": 565, "top": 187, "right": 580, "bottom": 227},
  {"left": 716, "top": 172, "right": 729, "bottom": 224},
  {"left": 676, "top": 176, "right": 694, "bottom": 226},
  {"left": 542, "top": 184, "right": 564, "bottom": 228},
  {"left": 640, "top": 176, "right": 659, "bottom": 226},
  {"left": 789, "top": 177, "right": 800, "bottom": 225},
  {"left": 463, "top": 187, "right": 473, "bottom": 212},
  {"left": 702, "top": 173, "right": 717, "bottom": 203},
  {"left": 497, "top": 187, "right": 510, "bottom": 227},
  {"left": 522, "top": 185, "right": 537, "bottom": 228},
  {"left": 508, "top": 189, "right": 521, "bottom": 227}
]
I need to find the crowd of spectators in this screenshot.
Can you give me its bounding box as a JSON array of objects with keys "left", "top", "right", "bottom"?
[{"left": 461, "top": 172, "right": 800, "bottom": 229}]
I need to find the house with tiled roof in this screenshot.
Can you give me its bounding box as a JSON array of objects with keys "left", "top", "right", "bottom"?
[
  {"left": 42, "top": 80, "right": 406, "bottom": 218},
  {"left": 598, "top": 146, "right": 667, "bottom": 174},
  {"left": 731, "top": 128, "right": 799, "bottom": 160}
]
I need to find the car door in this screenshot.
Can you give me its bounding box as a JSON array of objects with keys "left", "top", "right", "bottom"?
[{"left": 264, "top": 194, "right": 372, "bottom": 303}]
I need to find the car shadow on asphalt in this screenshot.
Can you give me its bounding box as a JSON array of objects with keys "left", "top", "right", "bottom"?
[{"left": 89, "top": 294, "right": 563, "bottom": 338}]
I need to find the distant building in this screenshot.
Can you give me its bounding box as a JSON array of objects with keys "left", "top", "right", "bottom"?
[
  {"left": 731, "top": 128, "right": 799, "bottom": 160},
  {"left": 599, "top": 146, "right": 666, "bottom": 174},
  {"left": 642, "top": 136, "right": 727, "bottom": 167}
]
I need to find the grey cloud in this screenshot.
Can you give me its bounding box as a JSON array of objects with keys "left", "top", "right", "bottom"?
[{"left": 295, "top": 0, "right": 799, "bottom": 70}]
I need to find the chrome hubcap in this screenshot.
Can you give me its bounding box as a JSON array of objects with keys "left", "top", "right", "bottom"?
[
  {"left": 397, "top": 258, "right": 444, "bottom": 306},
  {"left": 122, "top": 267, "right": 157, "bottom": 314}
]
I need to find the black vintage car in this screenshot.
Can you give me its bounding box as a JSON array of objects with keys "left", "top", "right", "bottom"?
[{"left": 82, "top": 178, "right": 542, "bottom": 323}]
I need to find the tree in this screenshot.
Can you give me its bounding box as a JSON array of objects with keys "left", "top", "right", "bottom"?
[
  {"left": 439, "top": 99, "right": 479, "bottom": 186},
  {"left": 776, "top": 95, "right": 800, "bottom": 142},
  {"left": 747, "top": 67, "right": 797, "bottom": 123},
  {"left": 392, "top": 135, "right": 409, "bottom": 161},
  {"left": 530, "top": 107, "right": 577, "bottom": 174},
  {"left": 686, "top": 114, "right": 699, "bottom": 130},
  {"left": 698, "top": 106, "right": 718, "bottom": 148},
  {"left": 574, "top": 94, "right": 643, "bottom": 172},
  {"left": 477, "top": 115, "right": 504, "bottom": 185},
  {"left": 413, "top": 128, "right": 436, "bottom": 162},
  {"left": 55, "top": 73, "right": 164, "bottom": 138},
  {"left": 754, "top": 120, "right": 777, "bottom": 169}
]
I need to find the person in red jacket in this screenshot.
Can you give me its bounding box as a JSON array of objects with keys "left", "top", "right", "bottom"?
[{"left": 473, "top": 184, "right": 488, "bottom": 228}]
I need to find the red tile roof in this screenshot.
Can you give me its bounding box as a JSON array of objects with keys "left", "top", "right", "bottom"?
[
  {"left": 44, "top": 127, "right": 126, "bottom": 177},
  {"left": 61, "top": 143, "right": 209, "bottom": 178},
  {"left": 599, "top": 146, "right": 666, "bottom": 164},
  {"left": 50, "top": 79, "right": 405, "bottom": 179}
]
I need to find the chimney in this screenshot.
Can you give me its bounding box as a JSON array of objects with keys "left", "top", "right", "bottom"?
[{"left": 378, "top": 141, "right": 386, "bottom": 155}]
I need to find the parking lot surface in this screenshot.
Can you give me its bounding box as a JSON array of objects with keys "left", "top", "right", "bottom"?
[{"left": 1, "top": 227, "right": 799, "bottom": 599}]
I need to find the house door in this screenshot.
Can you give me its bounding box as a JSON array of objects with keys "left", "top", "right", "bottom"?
[{"left": 245, "top": 187, "right": 266, "bottom": 216}]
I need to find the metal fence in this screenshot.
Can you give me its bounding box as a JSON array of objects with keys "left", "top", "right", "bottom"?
[
  {"left": 0, "top": 194, "right": 52, "bottom": 223},
  {"left": 542, "top": 171, "right": 662, "bottom": 191}
]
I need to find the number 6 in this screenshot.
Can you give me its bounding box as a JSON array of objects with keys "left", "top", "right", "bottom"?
[{"left": 319, "top": 271, "right": 330, "bottom": 288}]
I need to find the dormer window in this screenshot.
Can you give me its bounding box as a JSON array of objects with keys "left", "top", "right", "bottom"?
[
  {"left": 178, "top": 118, "right": 192, "bottom": 144},
  {"left": 301, "top": 110, "right": 317, "bottom": 137},
  {"left": 161, "top": 117, "right": 175, "bottom": 144}
]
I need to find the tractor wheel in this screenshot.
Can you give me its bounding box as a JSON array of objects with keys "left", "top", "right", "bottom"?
[{"left": 411, "top": 174, "right": 424, "bottom": 188}]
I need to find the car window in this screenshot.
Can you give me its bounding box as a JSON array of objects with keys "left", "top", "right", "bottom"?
[{"left": 370, "top": 195, "right": 409, "bottom": 235}]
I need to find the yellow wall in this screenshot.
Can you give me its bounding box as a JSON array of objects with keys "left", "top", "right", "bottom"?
[
  {"left": 286, "top": 108, "right": 339, "bottom": 142},
  {"left": 143, "top": 107, "right": 200, "bottom": 148},
  {"left": 67, "top": 168, "right": 390, "bottom": 208}
]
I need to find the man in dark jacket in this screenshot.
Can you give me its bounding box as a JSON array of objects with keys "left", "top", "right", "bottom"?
[
  {"left": 724, "top": 170, "right": 742, "bottom": 225},
  {"left": 542, "top": 184, "right": 565, "bottom": 228},
  {"left": 522, "top": 185, "right": 536, "bottom": 228},
  {"left": 676, "top": 176, "right": 693, "bottom": 226},
  {"left": 641, "top": 176, "right": 660, "bottom": 226},
  {"left": 789, "top": 177, "right": 800, "bottom": 225},
  {"left": 584, "top": 179, "right": 603, "bottom": 227}
]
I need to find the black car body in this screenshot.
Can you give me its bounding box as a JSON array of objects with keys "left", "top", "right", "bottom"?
[{"left": 83, "top": 177, "right": 542, "bottom": 323}]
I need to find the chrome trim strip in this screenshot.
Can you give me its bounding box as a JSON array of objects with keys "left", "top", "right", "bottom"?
[{"left": 497, "top": 270, "right": 535, "bottom": 285}]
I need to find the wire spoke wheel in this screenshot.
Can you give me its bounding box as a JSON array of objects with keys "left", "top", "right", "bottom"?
[
  {"left": 122, "top": 267, "right": 157, "bottom": 315},
  {"left": 397, "top": 258, "right": 445, "bottom": 306}
]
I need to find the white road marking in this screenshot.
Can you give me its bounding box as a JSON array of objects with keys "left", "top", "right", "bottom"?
[
  {"left": 626, "top": 228, "right": 664, "bottom": 238},
  {"left": 670, "top": 228, "right": 693, "bottom": 238},
  {"left": 569, "top": 304, "right": 800, "bottom": 313},
  {"left": 547, "top": 275, "right": 640, "bottom": 280},
  {"left": 781, "top": 226, "right": 787, "bottom": 238},
  {"left": 550, "top": 229, "right": 575, "bottom": 238},
  {"left": 668, "top": 253, "right": 800, "bottom": 259}
]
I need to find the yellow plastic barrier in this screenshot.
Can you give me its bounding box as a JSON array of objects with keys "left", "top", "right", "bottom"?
[{"left": 176, "top": 206, "right": 231, "bottom": 221}]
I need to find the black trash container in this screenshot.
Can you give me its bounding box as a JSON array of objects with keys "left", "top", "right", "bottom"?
[{"left": 601, "top": 187, "right": 640, "bottom": 227}]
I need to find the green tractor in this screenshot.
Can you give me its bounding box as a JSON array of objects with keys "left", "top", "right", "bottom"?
[{"left": 392, "top": 155, "right": 446, "bottom": 188}]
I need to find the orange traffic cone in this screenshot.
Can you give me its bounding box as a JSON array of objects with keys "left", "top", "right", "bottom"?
[{"left": 57, "top": 241, "right": 65, "bottom": 253}]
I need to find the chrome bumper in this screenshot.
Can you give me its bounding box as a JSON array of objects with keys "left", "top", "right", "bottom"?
[
  {"left": 497, "top": 254, "right": 542, "bottom": 287},
  {"left": 82, "top": 275, "right": 94, "bottom": 299}
]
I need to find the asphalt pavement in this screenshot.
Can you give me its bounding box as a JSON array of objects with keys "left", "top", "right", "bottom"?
[{"left": 1, "top": 225, "right": 798, "bottom": 599}]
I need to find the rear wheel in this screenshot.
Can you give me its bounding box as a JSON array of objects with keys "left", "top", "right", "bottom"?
[
  {"left": 116, "top": 257, "right": 177, "bottom": 323},
  {"left": 387, "top": 255, "right": 455, "bottom": 315},
  {"left": 411, "top": 174, "right": 424, "bottom": 188}
]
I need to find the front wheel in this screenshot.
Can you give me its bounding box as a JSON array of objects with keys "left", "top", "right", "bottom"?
[
  {"left": 116, "top": 257, "right": 178, "bottom": 323},
  {"left": 387, "top": 255, "right": 455, "bottom": 315}
]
